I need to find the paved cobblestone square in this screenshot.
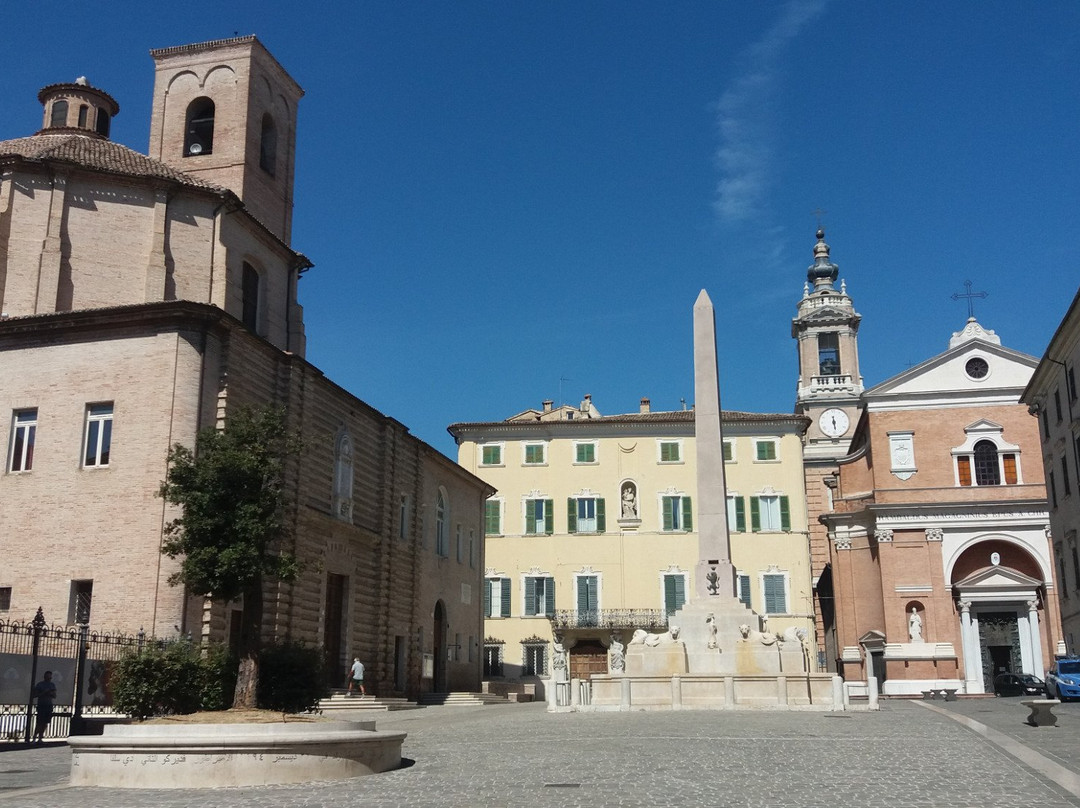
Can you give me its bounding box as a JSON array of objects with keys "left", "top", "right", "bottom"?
[{"left": 3, "top": 700, "right": 1080, "bottom": 807}]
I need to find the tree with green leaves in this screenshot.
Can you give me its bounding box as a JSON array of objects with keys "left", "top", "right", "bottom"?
[{"left": 159, "top": 405, "right": 300, "bottom": 709}]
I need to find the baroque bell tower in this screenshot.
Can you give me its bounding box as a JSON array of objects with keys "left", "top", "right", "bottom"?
[{"left": 791, "top": 228, "right": 863, "bottom": 671}]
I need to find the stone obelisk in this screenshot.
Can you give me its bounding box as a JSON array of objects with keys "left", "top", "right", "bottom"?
[{"left": 692, "top": 289, "right": 736, "bottom": 600}]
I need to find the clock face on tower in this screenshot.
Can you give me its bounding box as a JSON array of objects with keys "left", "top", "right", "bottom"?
[{"left": 819, "top": 408, "right": 850, "bottom": 438}]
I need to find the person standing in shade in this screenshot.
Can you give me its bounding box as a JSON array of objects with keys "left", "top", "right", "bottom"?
[
  {"left": 32, "top": 671, "right": 57, "bottom": 743},
  {"left": 347, "top": 657, "right": 366, "bottom": 697}
]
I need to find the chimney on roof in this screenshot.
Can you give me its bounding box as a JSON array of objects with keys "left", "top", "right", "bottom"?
[
  {"left": 640, "top": 397, "right": 651, "bottom": 414},
  {"left": 542, "top": 400, "right": 553, "bottom": 413}
]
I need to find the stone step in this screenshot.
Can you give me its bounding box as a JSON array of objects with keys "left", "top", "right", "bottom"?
[
  {"left": 318, "top": 693, "right": 420, "bottom": 711},
  {"left": 416, "top": 691, "right": 511, "bottom": 706}
]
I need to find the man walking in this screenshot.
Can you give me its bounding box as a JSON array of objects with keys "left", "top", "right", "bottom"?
[
  {"left": 347, "top": 657, "right": 366, "bottom": 697},
  {"left": 32, "top": 671, "right": 57, "bottom": 743}
]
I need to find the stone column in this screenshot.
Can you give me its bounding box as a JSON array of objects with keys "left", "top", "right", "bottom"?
[
  {"left": 1027, "top": 599, "right": 1045, "bottom": 679},
  {"left": 958, "top": 600, "right": 981, "bottom": 692},
  {"left": 692, "top": 290, "right": 735, "bottom": 599}
]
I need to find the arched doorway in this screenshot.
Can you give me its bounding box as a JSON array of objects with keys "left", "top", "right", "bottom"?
[{"left": 433, "top": 600, "right": 447, "bottom": 692}]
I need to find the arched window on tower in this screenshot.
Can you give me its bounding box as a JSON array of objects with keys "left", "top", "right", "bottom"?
[
  {"left": 953, "top": 422, "right": 1020, "bottom": 487},
  {"left": 184, "top": 97, "right": 215, "bottom": 156},
  {"left": 818, "top": 332, "right": 841, "bottom": 376},
  {"left": 50, "top": 100, "right": 68, "bottom": 127},
  {"left": 95, "top": 108, "right": 110, "bottom": 137},
  {"left": 972, "top": 440, "right": 1002, "bottom": 486},
  {"left": 260, "top": 113, "right": 277, "bottom": 176},
  {"left": 241, "top": 262, "right": 260, "bottom": 332}
]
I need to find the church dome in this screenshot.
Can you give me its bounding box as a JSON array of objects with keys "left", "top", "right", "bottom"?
[
  {"left": 37, "top": 78, "right": 120, "bottom": 139},
  {"left": 807, "top": 228, "right": 839, "bottom": 291}
]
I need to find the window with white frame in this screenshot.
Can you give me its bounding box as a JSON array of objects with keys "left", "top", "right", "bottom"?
[
  {"left": 568, "top": 496, "right": 605, "bottom": 534},
  {"left": 661, "top": 494, "right": 692, "bottom": 532},
  {"left": 436, "top": 489, "right": 449, "bottom": 556},
  {"left": 723, "top": 439, "right": 735, "bottom": 462},
  {"left": 952, "top": 422, "right": 1021, "bottom": 487},
  {"left": 524, "top": 498, "right": 553, "bottom": 535},
  {"left": 658, "top": 440, "right": 682, "bottom": 463},
  {"left": 762, "top": 571, "right": 787, "bottom": 614},
  {"left": 754, "top": 438, "right": 778, "bottom": 462},
  {"left": 750, "top": 492, "right": 790, "bottom": 532},
  {"left": 480, "top": 443, "right": 503, "bottom": 466},
  {"left": 522, "top": 640, "right": 547, "bottom": 676},
  {"left": 485, "top": 499, "right": 502, "bottom": 535},
  {"left": 523, "top": 442, "right": 546, "bottom": 465},
  {"left": 575, "top": 574, "right": 600, "bottom": 623},
  {"left": 663, "top": 572, "right": 686, "bottom": 617},
  {"left": 737, "top": 573, "right": 752, "bottom": 608},
  {"left": 726, "top": 494, "right": 746, "bottom": 533},
  {"left": 484, "top": 577, "right": 511, "bottom": 618},
  {"left": 9, "top": 409, "right": 36, "bottom": 472},
  {"left": 574, "top": 441, "right": 597, "bottom": 464},
  {"left": 83, "top": 403, "right": 113, "bottom": 468},
  {"left": 523, "top": 576, "right": 555, "bottom": 616}
]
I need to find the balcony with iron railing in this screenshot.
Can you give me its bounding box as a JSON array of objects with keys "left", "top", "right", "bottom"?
[{"left": 549, "top": 609, "right": 668, "bottom": 631}]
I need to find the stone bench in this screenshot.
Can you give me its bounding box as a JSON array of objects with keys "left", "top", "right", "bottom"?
[
  {"left": 1021, "top": 698, "right": 1061, "bottom": 727},
  {"left": 921, "top": 689, "right": 958, "bottom": 701}
]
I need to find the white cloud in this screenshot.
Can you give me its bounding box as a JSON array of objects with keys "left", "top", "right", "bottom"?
[{"left": 714, "top": 0, "right": 827, "bottom": 224}]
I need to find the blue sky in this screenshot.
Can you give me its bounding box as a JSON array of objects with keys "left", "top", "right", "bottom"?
[{"left": 4, "top": 3, "right": 1079, "bottom": 456}]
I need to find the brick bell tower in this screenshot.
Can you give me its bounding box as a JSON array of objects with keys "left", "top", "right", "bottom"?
[
  {"left": 791, "top": 228, "right": 864, "bottom": 671},
  {"left": 147, "top": 36, "right": 303, "bottom": 245}
]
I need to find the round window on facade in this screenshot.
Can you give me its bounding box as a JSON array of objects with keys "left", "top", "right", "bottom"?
[{"left": 965, "top": 357, "right": 989, "bottom": 380}]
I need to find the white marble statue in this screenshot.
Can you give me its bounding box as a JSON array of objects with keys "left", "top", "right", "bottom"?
[
  {"left": 609, "top": 634, "right": 625, "bottom": 672},
  {"left": 908, "top": 607, "right": 923, "bottom": 642}
]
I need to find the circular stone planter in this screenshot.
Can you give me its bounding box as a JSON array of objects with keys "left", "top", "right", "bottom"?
[{"left": 67, "top": 720, "right": 406, "bottom": 788}]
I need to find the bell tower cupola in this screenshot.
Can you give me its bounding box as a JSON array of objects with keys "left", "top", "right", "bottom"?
[
  {"left": 147, "top": 36, "right": 303, "bottom": 245},
  {"left": 37, "top": 77, "right": 119, "bottom": 139}
]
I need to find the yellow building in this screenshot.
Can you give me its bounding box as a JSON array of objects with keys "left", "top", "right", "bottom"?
[{"left": 448, "top": 396, "right": 816, "bottom": 695}]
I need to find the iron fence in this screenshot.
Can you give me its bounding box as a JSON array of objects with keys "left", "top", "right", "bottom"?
[{"left": 0, "top": 608, "right": 171, "bottom": 742}]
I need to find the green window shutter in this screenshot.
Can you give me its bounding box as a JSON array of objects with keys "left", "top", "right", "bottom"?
[
  {"left": 723, "top": 441, "right": 732, "bottom": 461},
  {"left": 525, "top": 500, "right": 537, "bottom": 534},
  {"left": 764, "top": 575, "right": 786, "bottom": 613},
  {"left": 735, "top": 497, "right": 746, "bottom": 532},
  {"left": 662, "top": 497, "right": 674, "bottom": 531},
  {"left": 566, "top": 498, "right": 577, "bottom": 534},
  {"left": 587, "top": 577, "right": 598, "bottom": 611},
  {"left": 500, "top": 578, "right": 511, "bottom": 618},
  {"left": 544, "top": 499, "right": 554, "bottom": 534},
  {"left": 596, "top": 498, "right": 606, "bottom": 533},
  {"left": 485, "top": 500, "right": 500, "bottom": 535},
  {"left": 738, "top": 574, "right": 752, "bottom": 608},
  {"left": 525, "top": 577, "right": 537, "bottom": 616},
  {"left": 750, "top": 496, "right": 761, "bottom": 532},
  {"left": 577, "top": 578, "right": 594, "bottom": 612},
  {"left": 681, "top": 497, "right": 693, "bottom": 531},
  {"left": 546, "top": 578, "right": 556, "bottom": 615},
  {"left": 484, "top": 580, "right": 492, "bottom": 618},
  {"left": 779, "top": 496, "right": 791, "bottom": 531}
]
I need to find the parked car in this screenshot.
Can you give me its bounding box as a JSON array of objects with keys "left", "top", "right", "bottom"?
[
  {"left": 1045, "top": 659, "right": 1080, "bottom": 700},
  {"left": 992, "top": 672, "right": 1046, "bottom": 697}
]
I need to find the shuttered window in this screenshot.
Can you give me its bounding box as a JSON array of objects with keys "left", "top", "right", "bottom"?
[
  {"left": 664, "top": 574, "right": 686, "bottom": 617},
  {"left": 662, "top": 496, "right": 693, "bottom": 532},
  {"left": 727, "top": 495, "right": 746, "bottom": 532},
  {"left": 763, "top": 574, "right": 786, "bottom": 614},
  {"left": 485, "top": 500, "right": 501, "bottom": 535},
  {"left": 485, "top": 578, "right": 511, "bottom": 618},
  {"left": 738, "top": 574, "right": 752, "bottom": 608},
  {"left": 525, "top": 499, "right": 554, "bottom": 535},
  {"left": 524, "top": 576, "right": 555, "bottom": 616},
  {"left": 568, "top": 497, "right": 605, "bottom": 533},
  {"left": 659, "top": 441, "right": 681, "bottom": 462},
  {"left": 750, "top": 495, "right": 789, "bottom": 532}
]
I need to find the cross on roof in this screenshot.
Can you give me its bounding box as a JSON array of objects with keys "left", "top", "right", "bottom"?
[
  {"left": 811, "top": 208, "right": 827, "bottom": 229},
  {"left": 951, "top": 280, "right": 988, "bottom": 319}
]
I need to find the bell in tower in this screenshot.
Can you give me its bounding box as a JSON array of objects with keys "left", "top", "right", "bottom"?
[{"left": 147, "top": 36, "right": 304, "bottom": 246}]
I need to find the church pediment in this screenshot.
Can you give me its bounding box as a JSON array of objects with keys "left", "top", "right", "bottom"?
[
  {"left": 865, "top": 339, "right": 1037, "bottom": 401},
  {"left": 953, "top": 564, "right": 1042, "bottom": 591}
]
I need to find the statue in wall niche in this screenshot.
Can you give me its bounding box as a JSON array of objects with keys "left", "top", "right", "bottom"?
[
  {"left": 621, "top": 483, "right": 638, "bottom": 518},
  {"left": 609, "top": 634, "right": 625, "bottom": 672},
  {"left": 629, "top": 626, "right": 680, "bottom": 646},
  {"left": 552, "top": 635, "right": 568, "bottom": 681},
  {"left": 908, "top": 607, "right": 923, "bottom": 642},
  {"left": 706, "top": 614, "right": 718, "bottom": 649}
]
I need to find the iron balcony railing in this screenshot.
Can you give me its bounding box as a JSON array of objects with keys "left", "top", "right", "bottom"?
[{"left": 549, "top": 609, "right": 668, "bottom": 630}]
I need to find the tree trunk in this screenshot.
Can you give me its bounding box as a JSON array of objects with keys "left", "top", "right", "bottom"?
[{"left": 232, "top": 579, "right": 264, "bottom": 709}]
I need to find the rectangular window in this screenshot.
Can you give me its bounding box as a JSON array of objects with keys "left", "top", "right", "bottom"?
[
  {"left": 69, "top": 579, "right": 93, "bottom": 625},
  {"left": 957, "top": 456, "right": 972, "bottom": 486},
  {"left": 485, "top": 500, "right": 501, "bottom": 535},
  {"left": 568, "top": 497, "right": 605, "bottom": 533},
  {"left": 524, "top": 576, "right": 555, "bottom": 616},
  {"left": 524, "top": 443, "right": 546, "bottom": 465},
  {"left": 481, "top": 444, "right": 502, "bottom": 466},
  {"left": 723, "top": 439, "right": 734, "bottom": 462},
  {"left": 1050, "top": 470, "right": 1058, "bottom": 509},
  {"left": 0, "top": 587, "right": 11, "bottom": 611},
  {"left": 818, "top": 332, "right": 840, "bottom": 375},
  {"left": 662, "top": 495, "right": 693, "bottom": 532},
  {"left": 469, "top": 530, "right": 476, "bottom": 568},
  {"left": 659, "top": 441, "right": 681, "bottom": 463},
  {"left": 751, "top": 495, "right": 790, "bottom": 532},
  {"left": 523, "top": 643, "right": 547, "bottom": 676},
  {"left": 483, "top": 644, "right": 503, "bottom": 677},
  {"left": 456, "top": 525, "right": 463, "bottom": 563},
  {"left": 755, "top": 439, "right": 778, "bottom": 461},
  {"left": 576, "top": 575, "right": 599, "bottom": 624},
  {"left": 83, "top": 403, "right": 113, "bottom": 468},
  {"left": 525, "top": 498, "right": 553, "bottom": 535},
  {"left": 1003, "top": 454, "right": 1018, "bottom": 485},
  {"left": 574, "top": 442, "right": 596, "bottom": 464},
  {"left": 737, "top": 574, "right": 752, "bottom": 608},
  {"left": 663, "top": 574, "right": 686, "bottom": 617},
  {"left": 484, "top": 577, "right": 511, "bottom": 618},
  {"left": 1041, "top": 409, "right": 1051, "bottom": 442},
  {"left": 1070, "top": 367, "right": 1078, "bottom": 403},
  {"left": 763, "top": 574, "right": 787, "bottom": 614},
  {"left": 726, "top": 495, "right": 746, "bottom": 532},
  {"left": 1064, "top": 456, "right": 1072, "bottom": 498},
  {"left": 9, "top": 409, "right": 36, "bottom": 472},
  {"left": 1056, "top": 390, "right": 1064, "bottom": 423}
]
